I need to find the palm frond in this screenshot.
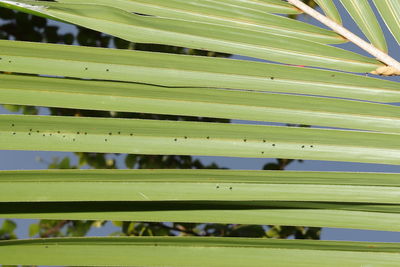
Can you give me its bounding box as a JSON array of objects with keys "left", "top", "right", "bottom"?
[{"left": 0, "top": 0, "right": 400, "bottom": 265}]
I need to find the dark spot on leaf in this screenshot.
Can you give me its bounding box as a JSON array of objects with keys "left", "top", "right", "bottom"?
[
  {"left": 109, "top": 133, "right": 112, "bottom": 135},
  {"left": 229, "top": 187, "right": 233, "bottom": 190},
  {"left": 118, "top": 131, "right": 121, "bottom": 135},
  {"left": 243, "top": 139, "right": 247, "bottom": 142},
  {"left": 207, "top": 136, "right": 210, "bottom": 139},
  {"left": 174, "top": 138, "right": 178, "bottom": 141},
  {"left": 130, "top": 133, "right": 133, "bottom": 136},
  {"left": 270, "top": 77, "right": 274, "bottom": 80},
  {"left": 11, "top": 124, "right": 14, "bottom": 127},
  {"left": 272, "top": 144, "right": 276, "bottom": 147},
  {"left": 301, "top": 145, "right": 305, "bottom": 148},
  {"left": 133, "top": 12, "right": 153, "bottom": 16}
]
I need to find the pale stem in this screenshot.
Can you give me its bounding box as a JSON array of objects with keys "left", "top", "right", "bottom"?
[{"left": 287, "top": 0, "right": 400, "bottom": 71}]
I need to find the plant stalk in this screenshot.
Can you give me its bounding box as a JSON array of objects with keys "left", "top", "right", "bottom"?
[{"left": 287, "top": 0, "right": 400, "bottom": 74}]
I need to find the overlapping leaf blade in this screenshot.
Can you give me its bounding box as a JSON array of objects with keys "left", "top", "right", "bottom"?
[
  {"left": 1, "top": 41, "right": 398, "bottom": 102},
  {"left": 3, "top": 201, "right": 400, "bottom": 231},
  {"left": 373, "top": 0, "right": 400, "bottom": 46},
  {"left": 55, "top": 0, "right": 344, "bottom": 44},
  {"left": 0, "top": 1, "right": 378, "bottom": 71},
  {"left": 2, "top": 74, "right": 400, "bottom": 133},
  {"left": 340, "top": 0, "right": 388, "bottom": 52},
  {"left": 2, "top": 170, "right": 400, "bottom": 231}
]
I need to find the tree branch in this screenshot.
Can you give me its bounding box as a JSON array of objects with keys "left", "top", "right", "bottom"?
[
  {"left": 40, "top": 220, "right": 70, "bottom": 238},
  {"left": 287, "top": 0, "right": 400, "bottom": 75},
  {"left": 151, "top": 222, "right": 201, "bottom": 236}
]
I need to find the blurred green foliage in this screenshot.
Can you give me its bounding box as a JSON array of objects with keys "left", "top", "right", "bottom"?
[
  {"left": 0, "top": 220, "right": 17, "bottom": 240},
  {"left": 0, "top": 3, "right": 319, "bottom": 241}
]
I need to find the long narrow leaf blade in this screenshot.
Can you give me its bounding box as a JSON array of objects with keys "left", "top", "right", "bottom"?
[
  {"left": 0, "top": 41, "right": 397, "bottom": 102},
  {"left": 314, "top": 0, "right": 342, "bottom": 24},
  {"left": 1, "top": 115, "right": 400, "bottom": 165},
  {"left": 205, "top": 0, "right": 301, "bottom": 14},
  {"left": 372, "top": 0, "right": 400, "bottom": 46},
  {"left": 340, "top": 0, "right": 388, "bottom": 52},
  {"left": 2, "top": 201, "right": 400, "bottom": 231},
  {"left": 1, "top": 170, "right": 400, "bottom": 203},
  {"left": 2, "top": 237, "right": 400, "bottom": 267},
  {"left": 56, "top": 0, "right": 345, "bottom": 44},
  {"left": 0, "top": 1, "right": 378, "bottom": 71},
  {"left": 2, "top": 74, "right": 400, "bottom": 133}
]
